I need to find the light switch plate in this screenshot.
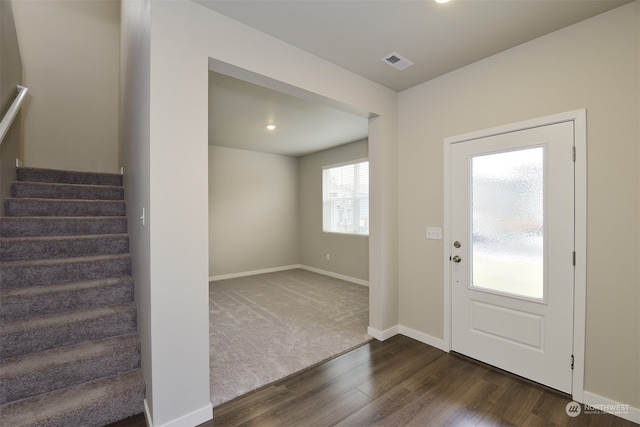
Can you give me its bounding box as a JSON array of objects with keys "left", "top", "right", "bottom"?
[{"left": 426, "top": 227, "right": 442, "bottom": 240}]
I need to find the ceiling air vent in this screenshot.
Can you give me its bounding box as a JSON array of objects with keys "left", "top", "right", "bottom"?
[{"left": 381, "top": 52, "right": 414, "bottom": 71}]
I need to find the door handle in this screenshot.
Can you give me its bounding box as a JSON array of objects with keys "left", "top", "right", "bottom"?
[{"left": 451, "top": 255, "right": 462, "bottom": 263}]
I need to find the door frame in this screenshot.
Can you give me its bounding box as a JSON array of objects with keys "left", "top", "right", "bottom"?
[{"left": 443, "top": 109, "right": 587, "bottom": 402}]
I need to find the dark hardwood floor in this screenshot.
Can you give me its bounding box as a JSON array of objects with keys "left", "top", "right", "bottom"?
[{"left": 110, "top": 335, "right": 637, "bottom": 426}]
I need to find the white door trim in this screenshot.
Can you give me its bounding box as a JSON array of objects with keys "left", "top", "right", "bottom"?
[{"left": 443, "top": 109, "right": 587, "bottom": 401}]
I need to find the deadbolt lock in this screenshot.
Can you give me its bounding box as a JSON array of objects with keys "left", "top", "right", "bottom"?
[{"left": 453, "top": 241, "right": 461, "bottom": 248}]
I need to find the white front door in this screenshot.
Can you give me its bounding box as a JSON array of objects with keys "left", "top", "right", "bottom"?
[{"left": 450, "top": 121, "right": 575, "bottom": 393}]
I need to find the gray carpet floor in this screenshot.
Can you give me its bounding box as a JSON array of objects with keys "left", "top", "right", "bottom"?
[{"left": 209, "top": 268, "right": 370, "bottom": 407}]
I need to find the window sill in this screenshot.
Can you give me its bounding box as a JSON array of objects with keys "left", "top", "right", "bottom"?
[{"left": 322, "top": 231, "right": 369, "bottom": 237}]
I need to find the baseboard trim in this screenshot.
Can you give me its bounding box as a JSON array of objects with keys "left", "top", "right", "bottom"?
[
  {"left": 367, "top": 325, "right": 448, "bottom": 352},
  {"left": 582, "top": 391, "right": 640, "bottom": 424},
  {"left": 144, "top": 399, "right": 153, "bottom": 426},
  {"left": 299, "top": 265, "right": 369, "bottom": 287},
  {"left": 210, "top": 264, "right": 369, "bottom": 287},
  {"left": 145, "top": 400, "right": 213, "bottom": 427},
  {"left": 398, "top": 325, "right": 448, "bottom": 352},
  {"left": 209, "top": 265, "right": 300, "bottom": 282},
  {"left": 367, "top": 325, "right": 399, "bottom": 341}
]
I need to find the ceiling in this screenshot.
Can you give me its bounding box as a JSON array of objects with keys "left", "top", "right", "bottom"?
[
  {"left": 209, "top": 72, "right": 369, "bottom": 157},
  {"left": 202, "top": 0, "right": 630, "bottom": 156}
]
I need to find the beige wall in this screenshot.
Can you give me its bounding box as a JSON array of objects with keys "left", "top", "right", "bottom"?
[
  {"left": 299, "top": 139, "right": 369, "bottom": 281},
  {"left": 1, "top": 0, "right": 22, "bottom": 213},
  {"left": 209, "top": 140, "right": 370, "bottom": 282},
  {"left": 121, "top": 1, "right": 398, "bottom": 424},
  {"left": 398, "top": 1, "right": 639, "bottom": 409},
  {"left": 120, "top": 0, "right": 640, "bottom": 422},
  {"left": 13, "top": 0, "right": 119, "bottom": 173},
  {"left": 208, "top": 146, "right": 300, "bottom": 277}
]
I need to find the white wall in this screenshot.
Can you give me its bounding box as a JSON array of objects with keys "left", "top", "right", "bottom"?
[
  {"left": 13, "top": 0, "right": 119, "bottom": 173},
  {"left": 125, "top": 1, "right": 398, "bottom": 425},
  {"left": 120, "top": 0, "right": 153, "bottom": 422},
  {"left": 398, "top": 1, "right": 639, "bottom": 410},
  {"left": 299, "top": 139, "right": 369, "bottom": 281},
  {"left": 209, "top": 146, "right": 299, "bottom": 277}
]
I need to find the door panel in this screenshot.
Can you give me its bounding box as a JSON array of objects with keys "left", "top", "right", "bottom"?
[
  {"left": 471, "top": 301, "right": 544, "bottom": 350},
  {"left": 450, "top": 121, "right": 575, "bottom": 393}
]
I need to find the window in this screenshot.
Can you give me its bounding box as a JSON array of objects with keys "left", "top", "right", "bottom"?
[{"left": 323, "top": 160, "right": 369, "bottom": 235}]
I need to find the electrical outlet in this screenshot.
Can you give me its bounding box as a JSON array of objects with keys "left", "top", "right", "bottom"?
[{"left": 326, "top": 253, "right": 331, "bottom": 261}]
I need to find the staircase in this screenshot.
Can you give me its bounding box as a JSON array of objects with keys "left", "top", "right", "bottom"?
[{"left": 0, "top": 167, "right": 145, "bottom": 427}]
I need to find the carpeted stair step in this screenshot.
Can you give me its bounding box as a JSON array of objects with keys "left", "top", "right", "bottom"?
[
  {"left": 0, "top": 368, "right": 144, "bottom": 427},
  {"left": 0, "top": 216, "right": 127, "bottom": 237},
  {"left": 0, "top": 304, "right": 137, "bottom": 360},
  {"left": 16, "top": 167, "right": 123, "bottom": 187},
  {"left": 0, "top": 234, "right": 129, "bottom": 261},
  {"left": 0, "top": 277, "right": 134, "bottom": 322},
  {"left": 0, "top": 333, "right": 140, "bottom": 404},
  {"left": 0, "top": 166, "right": 144, "bottom": 425},
  {"left": 0, "top": 253, "right": 131, "bottom": 289},
  {"left": 11, "top": 181, "right": 124, "bottom": 201},
  {"left": 4, "top": 198, "right": 125, "bottom": 217}
]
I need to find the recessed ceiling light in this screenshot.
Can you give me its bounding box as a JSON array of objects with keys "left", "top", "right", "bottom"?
[
  {"left": 435, "top": 0, "right": 450, "bottom": 3},
  {"left": 266, "top": 124, "right": 276, "bottom": 130}
]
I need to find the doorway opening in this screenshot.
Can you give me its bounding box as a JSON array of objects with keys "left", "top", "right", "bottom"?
[{"left": 207, "top": 60, "right": 374, "bottom": 406}]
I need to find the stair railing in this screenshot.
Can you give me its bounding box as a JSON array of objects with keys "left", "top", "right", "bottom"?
[{"left": 0, "top": 84, "right": 28, "bottom": 145}]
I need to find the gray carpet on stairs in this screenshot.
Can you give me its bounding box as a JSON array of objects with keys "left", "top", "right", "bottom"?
[
  {"left": 0, "top": 304, "right": 138, "bottom": 359},
  {"left": 0, "top": 370, "right": 144, "bottom": 427},
  {"left": 0, "top": 167, "right": 144, "bottom": 427},
  {"left": 0, "top": 277, "right": 134, "bottom": 322},
  {"left": 4, "top": 198, "right": 126, "bottom": 217},
  {"left": 16, "top": 167, "right": 123, "bottom": 186},
  {"left": 0, "top": 233, "right": 130, "bottom": 261},
  {"left": 11, "top": 181, "right": 125, "bottom": 200},
  {"left": 0, "top": 216, "right": 128, "bottom": 237},
  {"left": 1, "top": 254, "right": 132, "bottom": 288},
  {"left": 0, "top": 333, "right": 140, "bottom": 404}
]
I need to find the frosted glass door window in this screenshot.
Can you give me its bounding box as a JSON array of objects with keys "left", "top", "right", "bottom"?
[{"left": 471, "top": 147, "right": 544, "bottom": 299}]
